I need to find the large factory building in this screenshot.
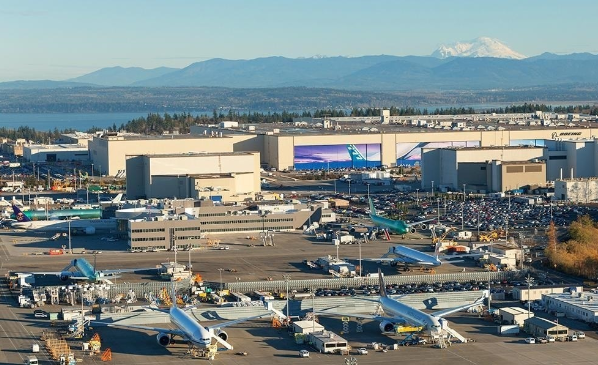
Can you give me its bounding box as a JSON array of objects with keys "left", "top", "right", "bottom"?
[{"left": 125, "top": 151, "right": 260, "bottom": 201}]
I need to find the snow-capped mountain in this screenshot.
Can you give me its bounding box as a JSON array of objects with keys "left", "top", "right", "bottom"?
[{"left": 432, "top": 37, "right": 526, "bottom": 59}]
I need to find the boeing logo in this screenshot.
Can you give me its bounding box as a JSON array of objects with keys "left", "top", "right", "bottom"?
[{"left": 552, "top": 131, "right": 582, "bottom": 139}]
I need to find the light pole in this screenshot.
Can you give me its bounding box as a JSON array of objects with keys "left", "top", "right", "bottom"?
[
  {"left": 68, "top": 218, "right": 72, "bottom": 254},
  {"left": 91, "top": 163, "right": 94, "bottom": 181},
  {"left": 366, "top": 183, "right": 370, "bottom": 199},
  {"left": 431, "top": 180, "right": 434, "bottom": 197},
  {"left": 187, "top": 245, "right": 193, "bottom": 271},
  {"left": 415, "top": 189, "right": 419, "bottom": 207},
  {"left": 461, "top": 184, "right": 466, "bottom": 230},
  {"left": 283, "top": 274, "right": 291, "bottom": 320},
  {"left": 437, "top": 198, "right": 440, "bottom": 222},
  {"left": 218, "top": 268, "right": 224, "bottom": 293},
  {"left": 524, "top": 274, "right": 535, "bottom": 319},
  {"left": 348, "top": 180, "right": 351, "bottom": 195}
]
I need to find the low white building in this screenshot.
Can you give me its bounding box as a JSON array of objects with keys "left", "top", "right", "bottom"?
[
  {"left": 23, "top": 144, "right": 89, "bottom": 162},
  {"left": 498, "top": 307, "right": 533, "bottom": 326},
  {"left": 543, "top": 291, "right": 598, "bottom": 324},
  {"left": 513, "top": 285, "right": 582, "bottom": 302},
  {"left": 554, "top": 178, "right": 598, "bottom": 203}
]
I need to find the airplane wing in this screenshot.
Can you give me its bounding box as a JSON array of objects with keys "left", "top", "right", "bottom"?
[
  {"left": 318, "top": 310, "right": 396, "bottom": 323},
  {"left": 100, "top": 267, "right": 156, "bottom": 275},
  {"left": 405, "top": 218, "right": 436, "bottom": 228},
  {"left": 106, "top": 323, "right": 186, "bottom": 337},
  {"left": 431, "top": 292, "right": 487, "bottom": 318},
  {"left": 208, "top": 312, "right": 272, "bottom": 330}
]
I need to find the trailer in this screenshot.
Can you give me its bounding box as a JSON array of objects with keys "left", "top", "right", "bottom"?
[{"left": 498, "top": 325, "right": 520, "bottom": 335}]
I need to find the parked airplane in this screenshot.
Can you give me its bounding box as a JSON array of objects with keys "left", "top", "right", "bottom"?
[
  {"left": 368, "top": 198, "right": 434, "bottom": 236},
  {"left": 10, "top": 205, "right": 115, "bottom": 234},
  {"left": 101, "top": 284, "right": 282, "bottom": 353},
  {"left": 10, "top": 206, "right": 101, "bottom": 220},
  {"left": 377, "top": 242, "right": 444, "bottom": 267},
  {"left": 17, "top": 257, "right": 153, "bottom": 284},
  {"left": 321, "top": 269, "right": 486, "bottom": 344}
]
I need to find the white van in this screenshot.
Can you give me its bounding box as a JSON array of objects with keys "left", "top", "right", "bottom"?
[{"left": 25, "top": 356, "right": 39, "bottom": 365}]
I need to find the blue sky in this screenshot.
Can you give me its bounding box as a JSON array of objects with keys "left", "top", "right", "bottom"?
[{"left": 1, "top": 0, "right": 596, "bottom": 81}]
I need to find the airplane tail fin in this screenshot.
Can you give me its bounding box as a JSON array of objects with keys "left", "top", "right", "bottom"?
[
  {"left": 368, "top": 197, "right": 377, "bottom": 216},
  {"left": 346, "top": 144, "right": 366, "bottom": 162},
  {"left": 12, "top": 205, "right": 31, "bottom": 222},
  {"left": 378, "top": 268, "right": 387, "bottom": 298},
  {"left": 111, "top": 193, "right": 123, "bottom": 203}
]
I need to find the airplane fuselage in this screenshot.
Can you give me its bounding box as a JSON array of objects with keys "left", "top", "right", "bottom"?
[
  {"left": 388, "top": 245, "right": 442, "bottom": 266},
  {"left": 11, "top": 218, "right": 116, "bottom": 231},
  {"left": 370, "top": 214, "right": 409, "bottom": 235},
  {"left": 170, "top": 306, "right": 212, "bottom": 348},
  {"left": 381, "top": 296, "right": 442, "bottom": 334}
]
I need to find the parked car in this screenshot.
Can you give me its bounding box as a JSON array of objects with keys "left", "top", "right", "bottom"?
[
  {"left": 298, "top": 350, "right": 309, "bottom": 358},
  {"left": 535, "top": 337, "right": 548, "bottom": 344},
  {"left": 356, "top": 348, "right": 368, "bottom": 355},
  {"left": 567, "top": 334, "right": 578, "bottom": 341},
  {"left": 524, "top": 337, "right": 536, "bottom": 344},
  {"left": 574, "top": 331, "right": 585, "bottom": 339},
  {"left": 33, "top": 310, "right": 48, "bottom": 318},
  {"left": 546, "top": 335, "right": 556, "bottom": 343}
]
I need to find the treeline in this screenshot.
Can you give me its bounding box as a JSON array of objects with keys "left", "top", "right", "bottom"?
[
  {"left": 0, "top": 126, "right": 75, "bottom": 143},
  {"left": 545, "top": 217, "right": 598, "bottom": 279},
  {"left": 0, "top": 103, "right": 597, "bottom": 141},
  {"left": 486, "top": 103, "right": 598, "bottom": 115}
]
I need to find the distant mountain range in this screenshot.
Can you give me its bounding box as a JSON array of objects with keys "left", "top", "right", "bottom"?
[{"left": 1, "top": 37, "right": 598, "bottom": 91}]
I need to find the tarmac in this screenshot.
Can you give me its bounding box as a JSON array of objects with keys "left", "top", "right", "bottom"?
[{"left": 2, "top": 229, "right": 598, "bottom": 364}]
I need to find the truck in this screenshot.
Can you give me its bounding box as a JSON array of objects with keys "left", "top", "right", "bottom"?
[
  {"left": 25, "top": 356, "right": 39, "bottom": 365},
  {"left": 338, "top": 235, "right": 355, "bottom": 244}
]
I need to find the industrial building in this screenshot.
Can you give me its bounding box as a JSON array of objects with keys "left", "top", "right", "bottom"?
[
  {"left": 123, "top": 201, "right": 333, "bottom": 250},
  {"left": 88, "top": 133, "right": 254, "bottom": 176},
  {"left": 498, "top": 307, "right": 533, "bottom": 326},
  {"left": 523, "top": 317, "right": 569, "bottom": 338},
  {"left": 543, "top": 291, "right": 598, "bottom": 324},
  {"left": 512, "top": 285, "right": 583, "bottom": 302},
  {"left": 421, "top": 146, "right": 546, "bottom": 193},
  {"left": 23, "top": 144, "right": 89, "bottom": 162},
  {"left": 554, "top": 178, "right": 598, "bottom": 203},
  {"left": 125, "top": 151, "right": 260, "bottom": 201}
]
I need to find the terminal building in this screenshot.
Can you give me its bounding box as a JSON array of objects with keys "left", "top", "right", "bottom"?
[{"left": 120, "top": 199, "right": 335, "bottom": 251}]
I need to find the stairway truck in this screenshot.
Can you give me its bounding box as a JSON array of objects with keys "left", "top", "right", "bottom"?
[{"left": 498, "top": 325, "right": 520, "bottom": 335}]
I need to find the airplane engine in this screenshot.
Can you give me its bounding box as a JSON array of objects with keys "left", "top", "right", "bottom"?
[
  {"left": 379, "top": 320, "right": 395, "bottom": 333},
  {"left": 420, "top": 223, "right": 428, "bottom": 230},
  {"left": 409, "top": 227, "right": 417, "bottom": 234},
  {"left": 156, "top": 333, "right": 171, "bottom": 347},
  {"left": 59, "top": 272, "right": 70, "bottom": 281},
  {"left": 85, "top": 226, "right": 96, "bottom": 235},
  {"left": 216, "top": 330, "right": 228, "bottom": 341}
]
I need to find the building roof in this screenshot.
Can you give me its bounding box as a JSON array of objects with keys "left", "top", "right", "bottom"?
[
  {"left": 140, "top": 151, "right": 256, "bottom": 158},
  {"left": 500, "top": 307, "right": 531, "bottom": 315},
  {"left": 309, "top": 330, "right": 347, "bottom": 343},
  {"left": 544, "top": 291, "right": 598, "bottom": 312},
  {"left": 524, "top": 316, "right": 563, "bottom": 330},
  {"left": 25, "top": 144, "right": 88, "bottom": 152}
]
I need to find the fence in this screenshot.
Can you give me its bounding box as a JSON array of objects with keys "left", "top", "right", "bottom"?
[{"left": 226, "top": 271, "right": 518, "bottom": 293}]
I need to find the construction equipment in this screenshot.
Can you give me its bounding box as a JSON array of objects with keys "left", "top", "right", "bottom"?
[
  {"left": 159, "top": 287, "right": 172, "bottom": 307},
  {"left": 478, "top": 229, "right": 506, "bottom": 242},
  {"left": 206, "top": 238, "right": 221, "bottom": 248}
]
